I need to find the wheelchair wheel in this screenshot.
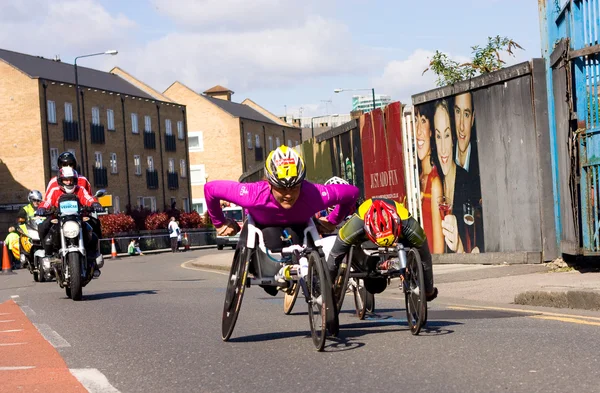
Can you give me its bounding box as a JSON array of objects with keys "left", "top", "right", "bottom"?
[
  {"left": 332, "top": 257, "right": 352, "bottom": 314},
  {"left": 306, "top": 250, "right": 334, "bottom": 351},
  {"left": 222, "top": 247, "right": 250, "bottom": 341},
  {"left": 353, "top": 278, "right": 367, "bottom": 320},
  {"left": 365, "top": 291, "right": 375, "bottom": 314},
  {"left": 283, "top": 281, "right": 300, "bottom": 315},
  {"left": 404, "top": 248, "right": 426, "bottom": 335}
]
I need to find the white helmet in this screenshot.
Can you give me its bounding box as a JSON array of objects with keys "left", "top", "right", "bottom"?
[
  {"left": 58, "top": 167, "right": 79, "bottom": 194},
  {"left": 325, "top": 176, "right": 349, "bottom": 186},
  {"left": 28, "top": 190, "right": 43, "bottom": 204}
]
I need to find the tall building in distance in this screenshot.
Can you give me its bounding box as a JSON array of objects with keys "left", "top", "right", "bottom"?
[{"left": 351, "top": 94, "right": 392, "bottom": 112}]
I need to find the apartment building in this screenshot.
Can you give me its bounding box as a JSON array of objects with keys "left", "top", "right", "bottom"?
[{"left": 0, "top": 48, "right": 191, "bottom": 216}]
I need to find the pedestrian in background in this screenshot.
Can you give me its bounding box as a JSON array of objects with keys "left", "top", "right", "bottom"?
[{"left": 168, "top": 217, "right": 180, "bottom": 253}]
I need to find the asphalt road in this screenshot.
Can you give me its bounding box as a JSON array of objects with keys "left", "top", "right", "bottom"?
[{"left": 1, "top": 249, "right": 600, "bottom": 393}]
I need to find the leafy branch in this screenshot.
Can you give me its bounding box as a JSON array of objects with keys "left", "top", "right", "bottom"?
[{"left": 423, "top": 36, "right": 524, "bottom": 87}]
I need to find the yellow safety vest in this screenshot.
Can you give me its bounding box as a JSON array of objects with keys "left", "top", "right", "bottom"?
[
  {"left": 23, "top": 204, "right": 35, "bottom": 218},
  {"left": 4, "top": 232, "right": 20, "bottom": 259}
]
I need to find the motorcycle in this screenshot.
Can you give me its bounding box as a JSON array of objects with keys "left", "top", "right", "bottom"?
[
  {"left": 17, "top": 216, "right": 53, "bottom": 282},
  {"left": 46, "top": 193, "right": 104, "bottom": 301}
]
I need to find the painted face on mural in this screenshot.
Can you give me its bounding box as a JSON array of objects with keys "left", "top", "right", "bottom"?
[
  {"left": 416, "top": 112, "right": 432, "bottom": 161},
  {"left": 454, "top": 93, "right": 474, "bottom": 155},
  {"left": 434, "top": 103, "right": 453, "bottom": 175}
]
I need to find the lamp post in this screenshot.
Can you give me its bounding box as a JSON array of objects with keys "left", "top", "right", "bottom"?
[
  {"left": 74, "top": 50, "right": 118, "bottom": 176},
  {"left": 334, "top": 87, "right": 377, "bottom": 112},
  {"left": 310, "top": 114, "right": 339, "bottom": 139}
]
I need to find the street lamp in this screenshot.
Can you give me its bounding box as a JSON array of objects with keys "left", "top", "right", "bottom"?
[
  {"left": 334, "top": 87, "right": 377, "bottom": 112},
  {"left": 74, "top": 50, "right": 118, "bottom": 176},
  {"left": 311, "top": 114, "right": 339, "bottom": 139}
]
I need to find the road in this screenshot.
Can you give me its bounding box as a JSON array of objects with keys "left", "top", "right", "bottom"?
[{"left": 1, "top": 249, "right": 600, "bottom": 393}]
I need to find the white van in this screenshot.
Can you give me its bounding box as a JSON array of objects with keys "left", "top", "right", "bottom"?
[{"left": 216, "top": 206, "right": 244, "bottom": 250}]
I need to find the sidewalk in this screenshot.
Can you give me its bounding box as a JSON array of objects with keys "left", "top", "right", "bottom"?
[{"left": 187, "top": 251, "right": 600, "bottom": 311}]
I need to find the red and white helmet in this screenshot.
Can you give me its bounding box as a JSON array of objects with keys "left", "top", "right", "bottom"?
[
  {"left": 364, "top": 199, "right": 402, "bottom": 247},
  {"left": 57, "top": 167, "right": 79, "bottom": 194}
]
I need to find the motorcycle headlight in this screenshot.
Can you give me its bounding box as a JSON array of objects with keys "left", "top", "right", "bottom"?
[{"left": 62, "top": 221, "right": 80, "bottom": 239}]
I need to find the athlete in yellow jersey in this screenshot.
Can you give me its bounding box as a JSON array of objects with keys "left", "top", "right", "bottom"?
[{"left": 327, "top": 197, "right": 438, "bottom": 301}]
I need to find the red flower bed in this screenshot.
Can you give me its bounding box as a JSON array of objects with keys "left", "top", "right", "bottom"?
[{"left": 99, "top": 214, "right": 136, "bottom": 238}]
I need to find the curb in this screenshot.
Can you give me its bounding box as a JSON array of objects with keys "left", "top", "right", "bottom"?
[
  {"left": 103, "top": 245, "right": 217, "bottom": 259},
  {"left": 189, "top": 262, "right": 230, "bottom": 272},
  {"left": 514, "top": 290, "right": 600, "bottom": 311}
]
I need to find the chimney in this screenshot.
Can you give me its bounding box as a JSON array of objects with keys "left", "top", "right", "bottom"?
[
  {"left": 350, "top": 110, "right": 364, "bottom": 119},
  {"left": 203, "top": 85, "right": 234, "bottom": 101},
  {"left": 292, "top": 118, "right": 302, "bottom": 127},
  {"left": 53, "top": 55, "right": 61, "bottom": 62}
]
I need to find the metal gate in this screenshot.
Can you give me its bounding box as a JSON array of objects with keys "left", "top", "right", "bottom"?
[{"left": 544, "top": 0, "right": 600, "bottom": 255}]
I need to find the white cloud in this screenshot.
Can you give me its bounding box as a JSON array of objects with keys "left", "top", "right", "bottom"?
[
  {"left": 112, "top": 16, "right": 376, "bottom": 93},
  {"left": 0, "top": 0, "right": 136, "bottom": 56},
  {"left": 152, "top": 0, "right": 333, "bottom": 31}
]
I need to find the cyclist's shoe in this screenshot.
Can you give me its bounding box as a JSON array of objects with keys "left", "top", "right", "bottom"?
[
  {"left": 260, "top": 285, "right": 278, "bottom": 296},
  {"left": 93, "top": 269, "right": 101, "bottom": 279},
  {"left": 426, "top": 287, "right": 438, "bottom": 302}
]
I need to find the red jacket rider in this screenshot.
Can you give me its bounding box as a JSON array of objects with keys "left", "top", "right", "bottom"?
[{"left": 39, "top": 167, "right": 98, "bottom": 211}]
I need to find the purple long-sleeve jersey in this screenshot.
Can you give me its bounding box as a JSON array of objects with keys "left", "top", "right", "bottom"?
[{"left": 204, "top": 180, "right": 360, "bottom": 228}]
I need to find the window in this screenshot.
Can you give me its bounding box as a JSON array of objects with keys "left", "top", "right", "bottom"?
[
  {"left": 138, "top": 196, "right": 157, "bottom": 212},
  {"left": 183, "top": 198, "right": 189, "bottom": 213},
  {"left": 192, "top": 198, "right": 206, "bottom": 214},
  {"left": 168, "top": 158, "right": 175, "bottom": 173},
  {"left": 180, "top": 159, "right": 187, "bottom": 177},
  {"left": 165, "top": 119, "right": 172, "bottom": 135},
  {"left": 294, "top": 140, "right": 299, "bottom": 147},
  {"left": 68, "top": 149, "right": 77, "bottom": 161},
  {"left": 94, "top": 151, "right": 102, "bottom": 168},
  {"left": 134, "top": 155, "right": 141, "bottom": 175},
  {"left": 170, "top": 197, "right": 177, "bottom": 208},
  {"left": 268, "top": 136, "right": 273, "bottom": 151},
  {"left": 107, "top": 109, "right": 115, "bottom": 130},
  {"left": 255, "top": 134, "right": 260, "bottom": 148},
  {"left": 247, "top": 132, "right": 253, "bottom": 149},
  {"left": 64, "top": 103, "right": 73, "bottom": 122},
  {"left": 92, "top": 107, "right": 100, "bottom": 126},
  {"left": 188, "top": 131, "right": 204, "bottom": 151},
  {"left": 177, "top": 121, "right": 184, "bottom": 140},
  {"left": 147, "top": 156, "right": 154, "bottom": 171},
  {"left": 276, "top": 137, "right": 280, "bottom": 147},
  {"left": 50, "top": 148, "right": 59, "bottom": 170},
  {"left": 131, "top": 113, "right": 139, "bottom": 134},
  {"left": 287, "top": 139, "right": 292, "bottom": 147},
  {"left": 144, "top": 115, "right": 151, "bottom": 132},
  {"left": 110, "top": 152, "right": 117, "bottom": 173},
  {"left": 113, "top": 196, "right": 120, "bottom": 213},
  {"left": 47, "top": 100, "right": 56, "bottom": 124},
  {"left": 190, "top": 164, "right": 206, "bottom": 185}
]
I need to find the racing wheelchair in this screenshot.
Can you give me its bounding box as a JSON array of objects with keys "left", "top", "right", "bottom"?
[
  {"left": 222, "top": 215, "right": 339, "bottom": 351},
  {"left": 324, "top": 237, "right": 428, "bottom": 335}
]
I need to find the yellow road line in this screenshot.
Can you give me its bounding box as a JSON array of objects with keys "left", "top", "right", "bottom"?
[
  {"left": 447, "top": 303, "right": 600, "bottom": 322},
  {"left": 530, "top": 315, "right": 600, "bottom": 326},
  {"left": 447, "top": 306, "right": 486, "bottom": 311},
  {"left": 180, "top": 261, "right": 228, "bottom": 276}
]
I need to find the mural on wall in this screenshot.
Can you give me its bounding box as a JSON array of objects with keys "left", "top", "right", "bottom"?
[{"left": 415, "top": 92, "right": 484, "bottom": 254}]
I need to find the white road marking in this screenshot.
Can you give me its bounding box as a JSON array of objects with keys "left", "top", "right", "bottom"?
[
  {"left": 70, "top": 368, "right": 121, "bottom": 393},
  {"left": 21, "top": 306, "right": 36, "bottom": 316},
  {"left": 0, "top": 313, "right": 10, "bottom": 316},
  {"left": 0, "top": 366, "right": 35, "bottom": 371},
  {"left": 0, "top": 320, "right": 15, "bottom": 323},
  {"left": 10, "top": 295, "right": 19, "bottom": 299},
  {"left": 33, "top": 324, "right": 71, "bottom": 348},
  {"left": 0, "top": 342, "right": 27, "bottom": 346},
  {"left": 0, "top": 329, "right": 23, "bottom": 333}
]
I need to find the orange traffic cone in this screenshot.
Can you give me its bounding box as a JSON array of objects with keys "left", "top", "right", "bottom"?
[
  {"left": 184, "top": 233, "right": 190, "bottom": 251},
  {"left": 111, "top": 238, "right": 118, "bottom": 259},
  {"left": 1, "top": 242, "right": 14, "bottom": 275}
]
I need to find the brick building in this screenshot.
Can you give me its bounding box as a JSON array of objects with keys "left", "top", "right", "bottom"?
[
  {"left": 112, "top": 76, "right": 302, "bottom": 214},
  {"left": 0, "top": 48, "right": 191, "bottom": 221}
]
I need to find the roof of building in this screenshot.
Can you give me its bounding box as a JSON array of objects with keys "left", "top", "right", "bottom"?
[
  {"left": 109, "top": 66, "right": 173, "bottom": 102},
  {"left": 203, "top": 95, "right": 279, "bottom": 125},
  {"left": 0, "top": 48, "right": 154, "bottom": 99},
  {"left": 203, "top": 85, "right": 234, "bottom": 94}
]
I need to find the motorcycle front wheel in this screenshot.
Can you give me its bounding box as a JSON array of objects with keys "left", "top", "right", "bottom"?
[{"left": 68, "top": 253, "right": 83, "bottom": 301}]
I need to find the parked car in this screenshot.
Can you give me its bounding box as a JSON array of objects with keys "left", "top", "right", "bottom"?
[{"left": 216, "top": 206, "right": 244, "bottom": 250}]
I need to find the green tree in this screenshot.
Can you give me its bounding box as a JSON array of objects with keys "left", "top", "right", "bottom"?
[{"left": 423, "top": 36, "right": 524, "bottom": 87}]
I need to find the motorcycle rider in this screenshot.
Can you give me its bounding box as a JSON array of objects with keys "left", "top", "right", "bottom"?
[
  {"left": 36, "top": 167, "right": 105, "bottom": 277},
  {"left": 16, "top": 190, "right": 43, "bottom": 224},
  {"left": 45, "top": 152, "right": 102, "bottom": 241}
]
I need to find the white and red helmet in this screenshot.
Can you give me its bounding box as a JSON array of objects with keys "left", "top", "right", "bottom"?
[{"left": 57, "top": 167, "right": 79, "bottom": 194}]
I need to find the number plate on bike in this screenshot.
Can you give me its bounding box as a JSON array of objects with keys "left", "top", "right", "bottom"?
[{"left": 59, "top": 201, "right": 79, "bottom": 215}]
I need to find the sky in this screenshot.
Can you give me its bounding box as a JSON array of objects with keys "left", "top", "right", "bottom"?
[{"left": 0, "top": 0, "right": 542, "bottom": 119}]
